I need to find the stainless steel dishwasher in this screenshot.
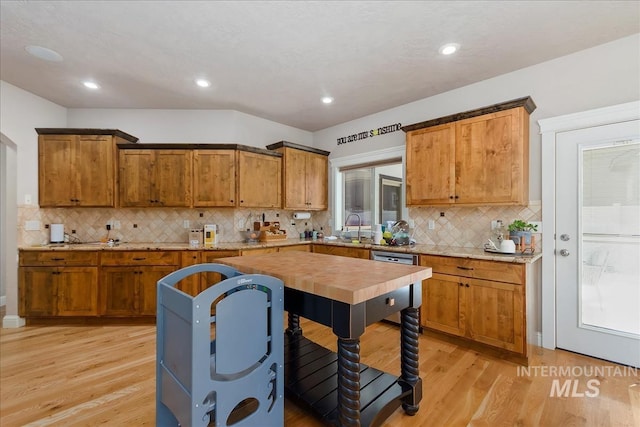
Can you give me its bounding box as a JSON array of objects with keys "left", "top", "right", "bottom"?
[{"left": 370, "top": 250, "right": 419, "bottom": 325}]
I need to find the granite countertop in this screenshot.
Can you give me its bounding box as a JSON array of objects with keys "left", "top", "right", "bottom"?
[{"left": 19, "top": 238, "right": 542, "bottom": 263}]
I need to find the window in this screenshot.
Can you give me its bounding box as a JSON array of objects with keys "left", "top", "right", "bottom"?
[{"left": 336, "top": 157, "right": 404, "bottom": 235}]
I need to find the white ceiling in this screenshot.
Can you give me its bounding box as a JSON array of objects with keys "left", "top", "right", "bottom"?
[{"left": 1, "top": 1, "right": 639, "bottom": 131}]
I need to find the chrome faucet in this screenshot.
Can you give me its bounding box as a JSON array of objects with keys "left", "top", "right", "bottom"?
[{"left": 344, "top": 213, "right": 362, "bottom": 242}]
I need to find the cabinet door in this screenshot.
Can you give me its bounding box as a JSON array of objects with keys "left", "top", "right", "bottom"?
[
  {"left": 57, "top": 267, "right": 99, "bottom": 316},
  {"left": 306, "top": 152, "right": 328, "bottom": 210},
  {"left": 19, "top": 267, "right": 57, "bottom": 316},
  {"left": 100, "top": 267, "right": 139, "bottom": 316},
  {"left": 193, "top": 150, "right": 236, "bottom": 207},
  {"left": 38, "top": 135, "right": 75, "bottom": 206},
  {"left": 138, "top": 266, "right": 176, "bottom": 316},
  {"left": 74, "top": 135, "right": 114, "bottom": 206},
  {"left": 465, "top": 277, "right": 524, "bottom": 353},
  {"left": 119, "top": 150, "right": 155, "bottom": 207},
  {"left": 278, "top": 244, "right": 311, "bottom": 252},
  {"left": 154, "top": 150, "right": 193, "bottom": 207},
  {"left": 455, "top": 108, "right": 527, "bottom": 204},
  {"left": 421, "top": 273, "right": 465, "bottom": 336},
  {"left": 282, "top": 148, "right": 308, "bottom": 209},
  {"left": 406, "top": 124, "right": 455, "bottom": 205},
  {"left": 238, "top": 151, "right": 281, "bottom": 208},
  {"left": 199, "top": 251, "right": 240, "bottom": 293}
]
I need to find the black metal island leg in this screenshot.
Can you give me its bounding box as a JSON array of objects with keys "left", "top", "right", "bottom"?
[
  {"left": 337, "top": 337, "right": 361, "bottom": 426},
  {"left": 400, "top": 306, "right": 422, "bottom": 415}
]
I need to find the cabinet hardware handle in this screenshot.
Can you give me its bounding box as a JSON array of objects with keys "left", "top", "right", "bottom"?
[
  {"left": 455, "top": 195, "right": 459, "bottom": 199},
  {"left": 459, "top": 283, "right": 463, "bottom": 287},
  {"left": 456, "top": 266, "right": 474, "bottom": 271},
  {"left": 465, "top": 283, "right": 470, "bottom": 287},
  {"left": 51, "top": 257, "right": 65, "bottom": 261},
  {"left": 230, "top": 200, "right": 234, "bottom": 203},
  {"left": 449, "top": 196, "right": 454, "bottom": 199},
  {"left": 132, "top": 257, "right": 146, "bottom": 261},
  {"left": 240, "top": 200, "right": 244, "bottom": 203}
]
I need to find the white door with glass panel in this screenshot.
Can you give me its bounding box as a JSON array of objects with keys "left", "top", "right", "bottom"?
[{"left": 556, "top": 119, "right": 640, "bottom": 367}]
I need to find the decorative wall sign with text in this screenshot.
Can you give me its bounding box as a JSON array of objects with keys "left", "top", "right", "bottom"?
[{"left": 336, "top": 122, "right": 402, "bottom": 145}]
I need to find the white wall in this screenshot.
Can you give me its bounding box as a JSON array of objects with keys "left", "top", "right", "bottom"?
[
  {"left": 0, "top": 81, "right": 68, "bottom": 206},
  {"left": 314, "top": 34, "right": 640, "bottom": 201},
  {"left": 0, "top": 81, "right": 66, "bottom": 324},
  {"left": 67, "top": 108, "right": 312, "bottom": 146}
]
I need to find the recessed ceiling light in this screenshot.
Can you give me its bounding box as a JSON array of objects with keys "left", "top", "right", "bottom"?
[
  {"left": 439, "top": 43, "right": 460, "bottom": 55},
  {"left": 195, "top": 79, "right": 211, "bottom": 88},
  {"left": 25, "top": 45, "right": 63, "bottom": 62},
  {"left": 83, "top": 81, "right": 100, "bottom": 90},
  {"left": 321, "top": 96, "right": 334, "bottom": 104}
]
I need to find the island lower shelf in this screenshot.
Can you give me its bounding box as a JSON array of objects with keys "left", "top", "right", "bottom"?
[{"left": 285, "top": 333, "right": 414, "bottom": 427}]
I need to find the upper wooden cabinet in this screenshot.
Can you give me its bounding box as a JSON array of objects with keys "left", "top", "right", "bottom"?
[
  {"left": 237, "top": 150, "right": 282, "bottom": 208},
  {"left": 267, "top": 141, "right": 330, "bottom": 210},
  {"left": 193, "top": 149, "right": 236, "bottom": 207},
  {"left": 36, "top": 129, "right": 138, "bottom": 207},
  {"left": 403, "top": 97, "right": 535, "bottom": 206},
  {"left": 119, "top": 147, "right": 193, "bottom": 207}
]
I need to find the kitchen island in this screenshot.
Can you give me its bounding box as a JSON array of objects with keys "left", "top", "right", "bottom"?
[{"left": 217, "top": 251, "right": 432, "bottom": 427}]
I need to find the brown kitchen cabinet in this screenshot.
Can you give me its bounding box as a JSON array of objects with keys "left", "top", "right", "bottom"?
[
  {"left": 237, "top": 150, "right": 282, "bottom": 208},
  {"left": 36, "top": 129, "right": 138, "bottom": 207},
  {"left": 19, "top": 251, "right": 99, "bottom": 317},
  {"left": 404, "top": 98, "right": 535, "bottom": 206},
  {"left": 99, "top": 251, "right": 179, "bottom": 316},
  {"left": 180, "top": 250, "right": 240, "bottom": 296},
  {"left": 267, "top": 142, "right": 330, "bottom": 210},
  {"left": 312, "top": 244, "right": 370, "bottom": 259},
  {"left": 193, "top": 149, "right": 237, "bottom": 207},
  {"left": 119, "top": 148, "right": 193, "bottom": 207},
  {"left": 419, "top": 254, "right": 525, "bottom": 355},
  {"left": 277, "top": 244, "right": 311, "bottom": 252}
]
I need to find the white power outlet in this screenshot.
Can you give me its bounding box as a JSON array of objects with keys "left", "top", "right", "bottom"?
[
  {"left": 25, "top": 220, "right": 40, "bottom": 231},
  {"left": 428, "top": 220, "right": 435, "bottom": 230},
  {"left": 113, "top": 220, "right": 121, "bottom": 230},
  {"left": 183, "top": 220, "right": 190, "bottom": 229}
]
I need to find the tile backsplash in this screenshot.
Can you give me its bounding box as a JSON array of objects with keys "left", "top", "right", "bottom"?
[
  {"left": 17, "top": 201, "right": 541, "bottom": 249},
  {"left": 17, "top": 207, "right": 330, "bottom": 246},
  {"left": 409, "top": 201, "right": 542, "bottom": 249}
]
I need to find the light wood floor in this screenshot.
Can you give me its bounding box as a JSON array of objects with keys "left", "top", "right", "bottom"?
[{"left": 1, "top": 316, "right": 638, "bottom": 427}]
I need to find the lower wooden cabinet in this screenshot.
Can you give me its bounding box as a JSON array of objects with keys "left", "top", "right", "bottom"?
[
  {"left": 179, "top": 250, "right": 240, "bottom": 296},
  {"left": 99, "top": 251, "right": 179, "bottom": 316},
  {"left": 312, "top": 244, "right": 370, "bottom": 259},
  {"left": 99, "top": 265, "right": 175, "bottom": 316},
  {"left": 420, "top": 255, "right": 525, "bottom": 356},
  {"left": 19, "top": 251, "right": 99, "bottom": 317},
  {"left": 19, "top": 266, "right": 98, "bottom": 316}
]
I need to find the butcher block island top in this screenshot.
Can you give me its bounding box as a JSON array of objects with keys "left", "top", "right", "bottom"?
[{"left": 217, "top": 251, "right": 432, "bottom": 305}]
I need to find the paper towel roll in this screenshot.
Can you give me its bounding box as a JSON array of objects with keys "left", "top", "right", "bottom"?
[{"left": 293, "top": 212, "right": 311, "bottom": 220}]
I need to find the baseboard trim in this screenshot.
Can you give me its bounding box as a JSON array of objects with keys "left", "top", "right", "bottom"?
[{"left": 2, "top": 315, "right": 26, "bottom": 328}]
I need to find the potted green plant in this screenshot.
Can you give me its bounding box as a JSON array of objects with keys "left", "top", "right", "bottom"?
[{"left": 507, "top": 219, "right": 538, "bottom": 246}]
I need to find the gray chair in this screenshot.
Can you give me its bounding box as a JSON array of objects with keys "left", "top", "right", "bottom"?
[{"left": 156, "top": 263, "right": 284, "bottom": 426}]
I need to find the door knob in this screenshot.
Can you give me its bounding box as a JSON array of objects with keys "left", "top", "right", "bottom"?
[{"left": 559, "top": 249, "right": 570, "bottom": 257}]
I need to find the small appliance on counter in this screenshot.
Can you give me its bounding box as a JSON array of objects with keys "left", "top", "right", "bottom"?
[
  {"left": 204, "top": 224, "right": 218, "bottom": 248},
  {"left": 189, "top": 228, "right": 204, "bottom": 248},
  {"left": 50, "top": 223, "right": 64, "bottom": 244}
]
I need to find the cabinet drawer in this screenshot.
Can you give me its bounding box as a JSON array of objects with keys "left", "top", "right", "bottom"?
[
  {"left": 312, "top": 245, "right": 370, "bottom": 259},
  {"left": 20, "top": 251, "right": 98, "bottom": 266},
  {"left": 420, "top": 255, "right": 524, "bottom": 285},
  {"left": 100, "top": 251, "right": 180, "bottom": 266}
]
